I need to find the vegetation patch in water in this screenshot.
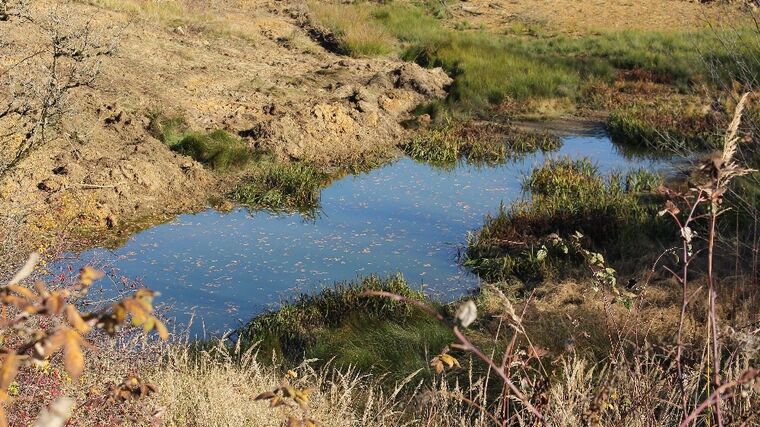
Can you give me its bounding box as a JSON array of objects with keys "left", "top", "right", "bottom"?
[
  {"left": 231, "top": 161, "right": 329, "bottom": 216},
  {"left": 403, "top": 121, "right": 561, "bottom": 168},
  {"left": 607, "top": 104, "right": 725, "bottom": 155},
  {"left": 464, "top": 158, "right": 667, "bottom": 284}
]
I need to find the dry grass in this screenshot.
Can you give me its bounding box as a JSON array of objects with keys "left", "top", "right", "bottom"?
[
  {"left": 307, "top": 1, "right": 395, "bottom": 57},
  {"left": 151, "top": 341, "right": 420, "bottom": 426},
  {"left": 74, "top": 0, "right": 261, "bottom": 42}
]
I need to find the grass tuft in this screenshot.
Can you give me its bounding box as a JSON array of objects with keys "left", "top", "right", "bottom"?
[
  {"left": 149, "top": 113, "right": 253, "bottom": 171},
  {"left": 231, "top": 161, "right": 329, "bottom": 216},
  {"left": 403, "top": 121, "right": 561, "bottom": 168},
  {"left": 172, "top": 130, "right": 253, "bottom": 171},
  {"left": 237, "top": 275, "right": 450, "bottom": 376}
]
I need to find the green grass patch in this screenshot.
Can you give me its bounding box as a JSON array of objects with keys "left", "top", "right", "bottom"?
[
  {"left": 403, "top": 121, "right": 562, "bottom": 168},
  {"left": 172, "top": 130, "right": 253, "bottom": 171},
  {"left": 238, "top": 275, "right": 452, "bottom": 379},
  {"left": 464, "top": 158, "right": 668, "bottom": 284},
  {"left": 230, "top": 161, "right": 329, "bottom": 216},
  {"left": 310, "top": 314, "right": 452, "bottom": 380},
  {"left": 309, "top": 2, "right": 760, "bottom": 117},
  {"left": 148, "top": 113, "right": 253, "bottom": 171}
]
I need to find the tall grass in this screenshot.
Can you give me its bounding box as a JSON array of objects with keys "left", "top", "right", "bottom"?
[
  {"left": 308, "top": 1, "right": 394, "bottom": 57},
  {"left": 607, "top": 104, "right": 724, "bottom": 154}
]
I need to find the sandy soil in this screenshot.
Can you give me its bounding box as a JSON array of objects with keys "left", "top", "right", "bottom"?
[{"left": 0, "top": 0, "right": 451, "bottom": 233}]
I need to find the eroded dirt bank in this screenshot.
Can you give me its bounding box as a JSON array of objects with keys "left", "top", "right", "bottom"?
[{"left": 0, "top": 0, "right": 451, "bottom": 239}]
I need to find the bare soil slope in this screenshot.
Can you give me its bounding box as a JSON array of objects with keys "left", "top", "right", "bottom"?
[{"left": 0, "top": 0, "right": 451, "bottom": 231}]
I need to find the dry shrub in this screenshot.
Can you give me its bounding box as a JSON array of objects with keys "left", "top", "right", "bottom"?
[{"left": 0, "top": 259, "right": 167, "bottom": 426}]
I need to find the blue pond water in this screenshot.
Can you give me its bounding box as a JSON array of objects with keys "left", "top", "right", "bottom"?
[{"left": 52, "top": 131, "right": 655, "bottom": 336}]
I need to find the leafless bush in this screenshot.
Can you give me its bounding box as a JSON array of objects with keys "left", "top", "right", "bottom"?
[
  {"left": 0, "top": 0, "right": 30, "bottom": 21},
  {"left": 0, "top": 4, "right": 118, "bottom": 175}
]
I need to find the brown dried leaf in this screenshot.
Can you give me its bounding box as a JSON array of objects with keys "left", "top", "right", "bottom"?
[
  {"left": 254, "top": 391, "right": 275, "bottom": 401},
  {"left": 78, "top": 267, "right": 104, "bottom": 288},
  {"left": 6, "top": 284, "right": 37, "bottom": 301},
  {"left": 44, "top": 293, "right": 65, "bottom": 315}
]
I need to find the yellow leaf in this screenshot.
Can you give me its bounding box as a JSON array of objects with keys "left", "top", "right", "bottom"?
[
  {"left": 154, "top": 319, "right": 169, "bottom": 340},
  {"left": 65, "top": 305, "right": 91, "bottom": 334},
  {"left": 440, "top": 354, "right": 459, "bottom": 368},
  {"left": 63, "top": 331, "right": 84, "bottom": 379},
  {"left": 123, "top": 300, "right": 148, "bottom": 324},
  {"left": 113, "top": 304, "right": 127, "bottom": 324},
  {"left": 6, "top": 285, "right": 37, "bottom": 301},
  {"left": 142, "top": 316, "right": 155, "bottom": 333},
  {"left": 0, "top": 354, "right": 20, "bottom": 392}
]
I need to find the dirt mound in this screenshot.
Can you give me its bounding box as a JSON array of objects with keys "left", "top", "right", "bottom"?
[{"left": 0, "top": 0, "right": 451, "bottom": 234}]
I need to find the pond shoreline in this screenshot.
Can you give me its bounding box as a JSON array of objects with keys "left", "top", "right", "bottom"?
[{"left": 49, "top": 130, "right": 661, "bottom": 336}]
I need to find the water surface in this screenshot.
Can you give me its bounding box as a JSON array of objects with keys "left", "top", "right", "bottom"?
[{"left": 53, "top": 132, "right": 655, "bottom": 335}]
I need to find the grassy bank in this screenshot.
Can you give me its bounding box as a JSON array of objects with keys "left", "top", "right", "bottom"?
[
  {"left": 238, "top": 275, "right": 454, "bottom": 380},
  {"left": 309, "top": 0, "right": 759, "bottom": 154}
]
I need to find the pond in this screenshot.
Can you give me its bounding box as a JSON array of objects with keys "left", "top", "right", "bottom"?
[{"left": 51, "top": 128, "right": 657, "bottom": 336}]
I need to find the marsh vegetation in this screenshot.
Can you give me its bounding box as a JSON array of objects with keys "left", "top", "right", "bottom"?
[{"left": 1, "top": 0, "right": 759, "bottom": 426}]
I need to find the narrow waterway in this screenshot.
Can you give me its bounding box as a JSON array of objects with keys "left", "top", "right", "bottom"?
[{"left": 51, "top": 129, "right": 657, "bottom": 335}]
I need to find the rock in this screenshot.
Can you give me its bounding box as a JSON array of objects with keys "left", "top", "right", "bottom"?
[{"left": 367, "top": 72, "right": 394, "bottom": 90}]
